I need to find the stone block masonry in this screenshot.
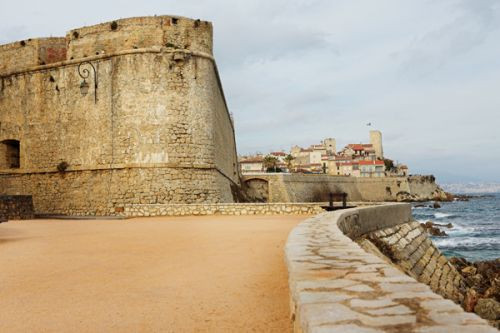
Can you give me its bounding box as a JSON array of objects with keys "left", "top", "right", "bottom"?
[
  {"left": 119, "top": 202, "right": 326, "bottom": 217},
  {"left": 0, "top": 195, "right": 34, "bottom": 221},
  {"left": 285, "top": 205, "right": 496, "bottom": 332},
  {"left": 0, "top": 16, "right": 240, "bottom": 216},
  {"left": 108, "top": 202, "right": 376, "bottom": 218},
  {"left": 243, "top": 174, "right": 449, "bottom": 203},
  {"left": 360, "top": 221, "right": 466, "bottom": 304}
]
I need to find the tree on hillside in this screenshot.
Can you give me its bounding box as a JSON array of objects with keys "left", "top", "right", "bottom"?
[
  {"left": 384, "top": 158, "right": 396, "bottom": 172},
  {"left": 284, "top": 154, "right": 295, "bottom": 172},
  {"left": 263, "top": 155, "right": 279, "bottom": 172}
]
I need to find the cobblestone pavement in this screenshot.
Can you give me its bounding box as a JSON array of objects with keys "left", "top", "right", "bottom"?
[{"left": 285, "top": 211, "right": 497, "bottom": 333}]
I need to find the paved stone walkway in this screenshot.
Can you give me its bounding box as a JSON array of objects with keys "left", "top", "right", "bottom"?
[{"left": 286, "top": 211, "right": 497, "bottom": 333}]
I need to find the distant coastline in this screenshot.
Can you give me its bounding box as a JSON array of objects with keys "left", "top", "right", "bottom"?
[{"left": 441, "top": 182, "right": 500, "bottom": 194}]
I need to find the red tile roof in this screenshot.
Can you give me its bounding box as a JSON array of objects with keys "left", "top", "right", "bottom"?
[
  {"left": 358, "top": 160, "right": 384, "bottom": 165},
  {"left": 348, "top": 144, "right": 365, "bottom": 151}
]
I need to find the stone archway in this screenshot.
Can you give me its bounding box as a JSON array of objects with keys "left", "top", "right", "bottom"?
[{"left": 244, "top": 178, "right": 269, "bottom": 202}]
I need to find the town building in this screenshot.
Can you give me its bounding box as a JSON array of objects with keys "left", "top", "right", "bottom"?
[
  {"left": 359, "top": 160, "right": 385, "bottom": 177},
  {"left": 239, "top": 156, "right": 264, "bottom": 174},
  {"left": 239, "top": 130, "right": 404, "bottom": 178}
]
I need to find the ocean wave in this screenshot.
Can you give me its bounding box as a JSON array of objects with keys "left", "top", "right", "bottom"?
[
  {"left": 434, "top": 212, "right": 455, "bottom": 219},
  {"left": 433, "top": 237, "right": 500, "bottom": 249},
  {"left": 447, "top": 224, "right": 475, "bottom": 235}
]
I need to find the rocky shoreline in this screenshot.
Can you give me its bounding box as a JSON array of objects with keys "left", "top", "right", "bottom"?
[
  {"left": 450, "top": 257, "right": 500, "bottom": 328},
  {"left": 417, "top": 218, "right": 499, "bottom": 328},
  {"left": 419, "top": 222, "right": 499, "bottom": 328}
]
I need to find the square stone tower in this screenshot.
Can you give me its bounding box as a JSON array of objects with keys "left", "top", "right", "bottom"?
[
  {"left": 369, "top": 130, "right": 383, "bottom": 159},
  {"left": 322, "top": 138, "right": 336, "bottom": 154}
]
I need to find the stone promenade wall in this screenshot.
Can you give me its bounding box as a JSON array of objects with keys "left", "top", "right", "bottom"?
[
  {"left": 119, "top": 203, "right": 326, "bottom": 217},
  {"left": 285, "top": 205, "right": 495, "bottom": 332},
  {"left": 244, "top": 174, "right": 448, "bottom": 203},
  {"left": 359, "top": 221, "right": 465, "bottom": 304},
  {"left": 0, "top": 195, "right": 34, "bottom": 221}
]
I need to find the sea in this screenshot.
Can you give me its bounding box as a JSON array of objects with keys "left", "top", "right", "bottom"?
[{"left": 411, "top": 193, "right": 500, "bottom": 262}]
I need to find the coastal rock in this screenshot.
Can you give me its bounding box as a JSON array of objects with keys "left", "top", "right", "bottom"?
[
  {"left": 476, "top": 259, "right": 500, "bottom": 280},
  {"left": 433, "top": 202, "right": 441, "bottom": 209},
  {"left": 450, "top": 256, "right": 500, "bottom": 329},
  {"left": 467, "top": 274, "right": 484, "bottom": 289},
  {"left": 474, "top": 298, "right": 500, "bottom": 320},
  {"left": 420, "top": 221, "right": 448, "bottom": 237},
  {"left": 464, "top": 288, "right": 479, "bottom": 312},
  {"left": 454, "top": 195, "right": 470, "bottom": 202},
  {"left": 462, "top": 266, "right": 478, "bottom": 276},
  {"left": 485, "top": 281, "right": 500, "bottom": 300},
  {"left": 431, "top": 222, "right": 453, "bottom": 228},
  {"left": 450, "top": 257, "right": 469, "bottom": 270},
  {"left": 396, "top": 191, "right": 416, "bottom": 202}
]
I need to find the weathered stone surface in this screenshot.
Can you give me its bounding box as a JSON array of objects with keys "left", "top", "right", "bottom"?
[
  {"left": 0, "top": 16, "right": 239, "bottom": 216},
  {"left": 243, "top": 173, "right": 449, "bottom": 203},
  {"left": 360, "top": 220, "right": 465, "bottom": 304},
  {"left": 465, "top": 288, "right": 480, "bottom": 312},
  {"left": 286, "top": 204, "right": 494, "bottom": 332},
  {"left": 0, "top": 195, "right": 34, "bottom": 220},
  {"left": 475, "top": 298, "right": 500, "bottom": 321},
  {"left": 123, "top": 203, "right": 324, "bottom": 217}
]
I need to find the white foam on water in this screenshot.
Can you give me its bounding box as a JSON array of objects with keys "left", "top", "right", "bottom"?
[
  {"left": 448, "top": 224, "right": 475, "bottom": 235},
  {"left": 434, "top": 212, "right": 454, "bottom": 219},
  {"left": 433, "top": 237, "right": 499, "bottom": 248}
]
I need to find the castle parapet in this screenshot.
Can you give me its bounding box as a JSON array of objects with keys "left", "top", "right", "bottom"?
[
  {"left": 66, "top": 16, "right": 213, "bottom": 60},
  {"left": 0, "top": 38, "right": 66, "bottom": 75}
]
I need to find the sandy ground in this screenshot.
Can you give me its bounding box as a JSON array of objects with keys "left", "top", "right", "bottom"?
[{"left": 0, "top": 215, "right": 306, "bottom": 332}]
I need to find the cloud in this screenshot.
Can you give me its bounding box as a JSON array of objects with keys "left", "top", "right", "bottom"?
[
  {"left": 396, "top": 0, "right": 500, "bottom": 79},
  {"left": 0, "top": 0, "right": 498, "bottom": 181}
]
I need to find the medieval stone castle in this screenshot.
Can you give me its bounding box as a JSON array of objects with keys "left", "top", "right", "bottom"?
[
  {"left": 0, "top": 16, "right": 240, "bottom": 215},
  {"left": 0, "top": 15, "right": 447, "bottom": 216}
]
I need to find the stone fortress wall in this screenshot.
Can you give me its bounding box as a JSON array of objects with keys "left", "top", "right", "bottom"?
[
  {"left": 0, "top": 195, "right": 34, "bottom": 221},
  {"left": 0, "top": 16, "right": 240, "bottom": 216},
  {"left": 244, "top": 174, "right": 448, "bottom": 203},
  {"left": 285, "top": 204, "right": 496, "bottom": 332}
]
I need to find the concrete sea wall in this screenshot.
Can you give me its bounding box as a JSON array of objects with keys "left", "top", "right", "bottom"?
[
  {"left": 243, "top": 174, "right": 448, "bottom": 203},
  {"left": 285, "top": 204, "right": 495, "bottom": 332}
]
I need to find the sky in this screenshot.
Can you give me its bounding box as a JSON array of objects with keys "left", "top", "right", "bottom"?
[{"left": 1, "top": 0, "right": 499, "bottom": 183}]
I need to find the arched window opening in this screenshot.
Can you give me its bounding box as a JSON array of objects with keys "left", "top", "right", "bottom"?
[{"left": 1, "top": 140, "right": 20, "bottom": 169}]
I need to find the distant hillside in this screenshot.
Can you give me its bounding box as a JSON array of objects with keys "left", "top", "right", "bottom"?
[{"left": 441, "top": 183, "right": 500, "bottom": 194}]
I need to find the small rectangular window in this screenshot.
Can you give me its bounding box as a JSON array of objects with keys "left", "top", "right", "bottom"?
[{"left": 1, "top": 140, "right": 20, "bottom": 169}]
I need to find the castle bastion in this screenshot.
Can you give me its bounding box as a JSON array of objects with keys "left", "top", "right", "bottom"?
[{"left": 0, "top": 16, "right": 240, "bottom": 216}]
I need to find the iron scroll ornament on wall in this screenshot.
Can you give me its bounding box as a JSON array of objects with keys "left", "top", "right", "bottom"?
[{"left": 78, "top": 61, "right": 98, "bottom": 104}]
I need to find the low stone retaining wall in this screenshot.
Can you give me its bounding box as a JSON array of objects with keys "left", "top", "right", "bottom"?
[
  {"left": 119, "top": 203, "right": 326, "bottom": 217},
  {"left": 0, "top": 195, "right": 34, "bottom": 221},
  {"left": 359, "top": 221, "right": 465, "bottom": 304},
  {"left": 285, "top": 204, "right": 495, "bottom": 332}
]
